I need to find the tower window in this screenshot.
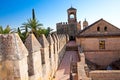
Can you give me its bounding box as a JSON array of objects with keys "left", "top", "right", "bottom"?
[
  {"left": 99, "top": 40, "right": 105, "bottom": 49},
  {"left": 97, "top": 27, "right": 100, "bottom": 31},
  {"left": 104, "top": 26, "right": 107, "bottom": 31},
  {"left": 70, "top": 14, "right": 74, "bottom": 18}
]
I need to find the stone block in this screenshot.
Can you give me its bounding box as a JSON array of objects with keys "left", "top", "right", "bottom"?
[
  {"left": 25, "top": 34, "right": 42, "bottom": 80},
  {"left": 0, "top": 33, "right": 28, "bottom": 80}
]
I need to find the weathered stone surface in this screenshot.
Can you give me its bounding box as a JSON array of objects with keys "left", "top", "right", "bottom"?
[
  {"left": 51, "top": 33, "right": 57, "bottom": 43},
  {"left": 0, "top": 33, "right": 28, "bottom": 60},
  {"left": 25, "top": 34, "right": 42, "bottom": 53},
  {"left": 47, "top": 34, "right": 54, "bottom": 45},
  {"left": 38, "top": 34, "right": 49, "bottom": 48},
  {"left": 38, "top": 34, "right": 50, "bottom": 80},
  {"left": 0, "top": 33, "right": 29, "bottom": 80},
  {"left": 89, "top": 70, "right": 120, "bottom": 80},
  {"left": 54, "top": 33, "right": 59, "bottom": 42},
  {"left": 0, "top": 34, "right": 2, "bottom": 61},
  {"left": 66, "top": 34, "right": 69, "bottom": 43},
  {"left": 47, "top": 34, "right": 55, "bottom": 78},
  {"left": 25, "top": 34, "right": 42, "bottom": 80},
  {"left": 51, "top": 34, "right": 58, "bottom": 70}
]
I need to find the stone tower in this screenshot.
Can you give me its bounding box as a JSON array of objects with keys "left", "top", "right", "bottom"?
[
  {"left": 67, "top": 7, "right": 78, "bottom": 40},
  {"left": 67, "top": 6, "right": 77, "bottom": 23},
  {"left": 56, "top": 7, "right": 81, "bottom": 40},
  {"left": 83, "top": 19, "right": 88, "bottom": 29}
]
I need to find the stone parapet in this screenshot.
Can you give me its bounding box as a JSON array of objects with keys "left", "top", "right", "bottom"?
[
  {"left": 25, "top": 34, "right": 42, "bottom": 80},
  {"left": 77, "top": 46, "right": 91, "bottom": 80},
  {"left": 47, "top": 34, "right": 55, "bottom": 79},
  {"left": 89, "top": 70, "right": 120, "bottom": 80},
  {"left": 51, "top": 34, "right": 58, "bottom": 71},
  {"left": 0, "top": 33, "right": 68, "bottom": 80},
  {"left": 0, "top": 33, "right": 28, "bottom": 80},
  {"left": 38, "top": 34, "right": 50, "bottom": 80}
]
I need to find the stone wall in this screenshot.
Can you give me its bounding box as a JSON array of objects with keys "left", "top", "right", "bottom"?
[
  {"left": 77, "top": 46, "right": 120, "bottom": 80},
  {"left": 0, "top": 33, "right": 68, "bottom": 80},
  {"left": 77, "top": 47, "right": 91, "bottom": 80},
  {"left": 76, "top": 37, "right": 120, "bottom": 51},
  {"left": 89, "top": 70, "right": 120, "bottom": 80},
  {"left": 85, "top": 51, "right": 120, "bottom": 67},
  {"left": 76, "top": 37, "right": 120, "bottom": 67}
]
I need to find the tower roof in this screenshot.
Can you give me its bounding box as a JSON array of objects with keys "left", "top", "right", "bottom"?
[
  {"left": 68, "top": 6, "right": 76, "bottom": 10},
  {"left": 83, "top": 18, "right": 88, "bottom": 24}
]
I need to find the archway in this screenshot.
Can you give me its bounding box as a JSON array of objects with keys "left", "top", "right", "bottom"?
[{"left": 70, "top": 36, "right": 75, "bottom": 41}]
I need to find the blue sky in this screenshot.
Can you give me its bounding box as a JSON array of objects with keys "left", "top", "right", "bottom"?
[{"left": 0, "top": 0, "right": 120, "bottom": 30}]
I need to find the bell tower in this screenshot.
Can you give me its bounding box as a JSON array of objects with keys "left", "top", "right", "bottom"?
[
  {"left": 67, "top": 7, "right": 78, "bottom": 40},
  {"left": 67, "top": 6, "right": 77, "bottom": 24}
]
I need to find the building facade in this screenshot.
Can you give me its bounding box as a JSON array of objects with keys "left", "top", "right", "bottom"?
[{"left": 76, "top": 18, "right": 120, "bottom": 68}]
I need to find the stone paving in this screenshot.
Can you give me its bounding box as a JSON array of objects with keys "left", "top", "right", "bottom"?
[{"left": 54, "top": 41, "right": 79, "bottom": 80}]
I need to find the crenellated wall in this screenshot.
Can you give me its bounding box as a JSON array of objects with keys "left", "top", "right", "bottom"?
[{"left": 0, "top": 33, "right": 69, "bottom": 80}]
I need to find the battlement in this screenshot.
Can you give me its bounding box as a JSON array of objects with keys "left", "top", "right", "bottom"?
[
  {"left": 0, "top": 33, "right": 69, "bottom": 80},
  {"left": 56, "top": 22, "right": 68, "bottom": 26}
]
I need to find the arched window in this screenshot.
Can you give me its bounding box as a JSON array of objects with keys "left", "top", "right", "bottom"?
[
  {"left": 97, "top": 26, "right": 100, "bottom": 31},
  {"left": 70, "top": 14, "right": 74, "bottom": 18},
  {"left": 104, "top": 26, "right": 107, "bottom": 31}
]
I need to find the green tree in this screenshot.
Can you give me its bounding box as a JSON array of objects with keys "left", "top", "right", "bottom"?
[
  {"left": 17, "top": 27, "right": 28, "bottom": 42},
  {"left": 21, "top": 9, "right": 43, "bottom": 38},
  {"left": 47, "top": 27, "right": 53, "bottom": 34},
  {"left": 0, "top": 25, "right": 11, "bottom": 34}
]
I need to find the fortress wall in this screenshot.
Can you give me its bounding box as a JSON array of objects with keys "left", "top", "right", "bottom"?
[
  {"left": 0, "top": 33, "right": 68, "bottom": 80},
  {"left": 0, "top": 34, "right": 28, "bottom": 80},
  {"left": 77, "top": 47, "right": 91, "bottom": 80},
  {"left": 38, "top": 34, "right": 51, "bottom": 80},
  {"left": 47, "top": 34, "right": 55, "bottom": 79},
  {"left": 89, "top": 70, "right": 120, "bottom": 80},
  {"left": 77, "top": 45, "right": 120, "bottom": 80},
  {"left": 25, "top": 34, "right": 42, "bottom": 80},
  {"left": 52, "top": 34, "right": 58, "bottom": 71}
]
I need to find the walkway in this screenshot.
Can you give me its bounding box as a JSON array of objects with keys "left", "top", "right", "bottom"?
[{"left": 54, "top": 41, "right": 79, "bottom": 80}]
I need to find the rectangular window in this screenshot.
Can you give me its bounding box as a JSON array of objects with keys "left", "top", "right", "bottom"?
[{"left": 99, "top": 40, "right": 105, "bottom": 49}]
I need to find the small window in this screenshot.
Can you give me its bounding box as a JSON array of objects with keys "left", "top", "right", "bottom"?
[
  {"left": 99, "top": 40, "right": 105, "bottom": 49},
  {"left": 97, "top": 27, "right": 100, "bottom": 31},
  {"left": 104, "top": 26, "right": 107, "bottom": 31}
]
